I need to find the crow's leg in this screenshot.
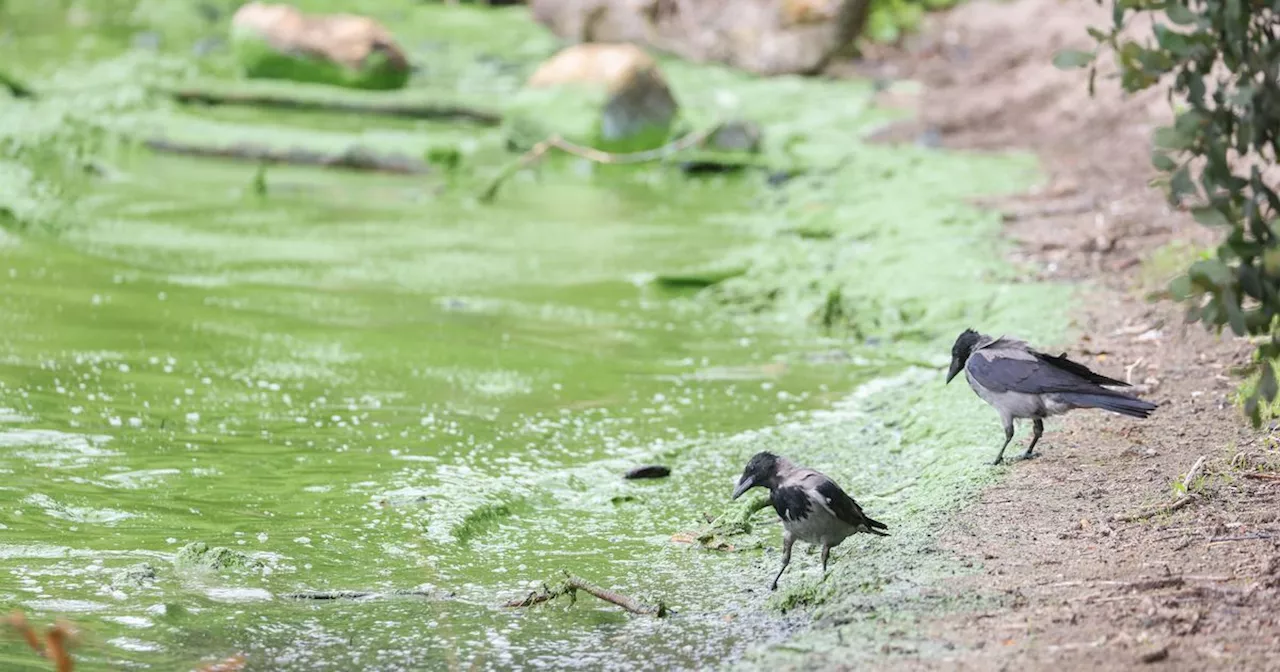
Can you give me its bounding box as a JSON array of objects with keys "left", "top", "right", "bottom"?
[
  {"left": 821, "top": 543, "right": 831, "bottom": 574},
  {"left": 1023, "top": 418, "right": 1044, "bottom": 459},
  {"left": 771, "top": 532, "right": 795, "bottom": 591},
  {"left": 992, "top": 419, "right": 1015, "bottom": 465}
]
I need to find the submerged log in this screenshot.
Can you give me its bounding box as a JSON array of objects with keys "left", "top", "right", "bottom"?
[
  {"left": 143, "top": 138, "right": 430, "bottom": 174},
  {"left": 167, "top": 88, "right": 502, "bottom": 125},
  {"left": 280, "top": 589, "right": 441, "bottom": 600}
]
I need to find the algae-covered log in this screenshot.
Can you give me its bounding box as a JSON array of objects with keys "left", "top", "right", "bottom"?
[
  {"left": 144, "top": 138, "right": 430, "bottom": 174},
  {"left": 167, "top": 88, "right": 501, "bottom": 125}
]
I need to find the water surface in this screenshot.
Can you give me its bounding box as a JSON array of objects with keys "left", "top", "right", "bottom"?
[{"left": 0, "top": 2, "right": 1071, "bottom": 669}]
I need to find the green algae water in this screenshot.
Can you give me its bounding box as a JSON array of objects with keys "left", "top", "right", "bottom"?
[{"left": 0, "top": 2, "right": 1072, "bottom": 670}]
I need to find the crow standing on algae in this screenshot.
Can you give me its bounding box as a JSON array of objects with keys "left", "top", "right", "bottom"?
[{"left": 732, "top": 451, "right": 888, "bottom": 591}]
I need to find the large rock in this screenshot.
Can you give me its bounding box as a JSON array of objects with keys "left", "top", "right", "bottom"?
[
  {"left": 528, "top": 0, "right": 872, "bottom": 76},
  {"left": 230, "top": 2, "right": 410, "bottom": 90},
  {"left": 511, "top": 43, "right": 678, "bottom": 152}
]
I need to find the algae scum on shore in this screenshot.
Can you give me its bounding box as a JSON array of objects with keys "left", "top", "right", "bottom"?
[{"left": 0, "top": 2, "right": 1070, "bottom": 669}]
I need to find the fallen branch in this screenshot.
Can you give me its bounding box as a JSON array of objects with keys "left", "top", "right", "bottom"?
[
  {"left": 478, "top": 124, "right": 722, "bottom": 203},
  {"left": 143, "top": 138, "right": 429, "bottom": 174},
  {"left": 503, "top": 572, "right": 668, "bottom": 617},
  {"left": 167, "top": 88, "right": 501, "bottom": 125},
  {"left": 1242, "top": 472, "right": 1280, "bottom": 482},
  {"left": 1113, "top": 494, "right": 1196, "bottom": 523}
]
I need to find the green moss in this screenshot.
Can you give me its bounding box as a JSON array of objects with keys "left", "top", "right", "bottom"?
[
  {"left": 173, "top": 542, "right": 264, "bottom": 572},
  {"left": 230, "top": 34, "right": 410, "bottom": 91},
  {"left": 111, "top": 562, "right": 159, "bottom": 589},
  {"left": 452, "top": 499, "right": 521, "bottom": 544}
]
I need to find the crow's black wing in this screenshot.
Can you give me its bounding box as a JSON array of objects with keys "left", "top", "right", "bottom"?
[
  {"left": 967, "top": 352, "right": 1118, "bottom": 395},
  {"left": 1034, "top": 350, "right": 1130, "bottom": 387},
  {"left": 770, "top": 486, "right": 811, "bottom": 523},
  {"left": 814, "top": 480, "right": 889, "bottom": 534}
]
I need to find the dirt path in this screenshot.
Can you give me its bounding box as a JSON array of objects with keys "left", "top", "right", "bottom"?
[{"left": 832, "top": 1, "right": 1280, "bottom": 669}]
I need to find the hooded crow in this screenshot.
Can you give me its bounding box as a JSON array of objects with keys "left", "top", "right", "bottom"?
[
  {"left": 946, "top": 328, "right": 1158, "bottom": 465},
  {"left": 732, "top": 451, "right": 888, "bottom": 591}
]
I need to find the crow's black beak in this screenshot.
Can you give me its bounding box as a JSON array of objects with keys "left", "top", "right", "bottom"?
[
  {"left": 731, "top": 475, "right": 753, "bottom": 500},
  {"left": 945, "top": 359, "right": 962, "bottom": 385}
]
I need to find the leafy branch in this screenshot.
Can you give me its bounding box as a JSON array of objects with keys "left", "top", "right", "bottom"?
[{"left": 1056, "top": 0, "right": 1280, "bottom": 424}]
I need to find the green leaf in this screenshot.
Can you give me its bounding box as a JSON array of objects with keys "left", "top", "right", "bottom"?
[
  {"left": 1169, "top": 274, "right": 1194, "bottom": 300},
  {"left": 1052, "top": 49, "right": 1095, "bottom": 69},
  {"left": 1238, "top": 263, "right": 1264, "bottom": 298},
  {"left": 1153, "top": 126, "right": 1192, "bottom": 151},
  {"left": 1225, "top": 292, "right": 1247, "bottom": 336},
  {"left": 1191, "top": 206, "right": 1232, "bottom": 227},
  {"left": 1165, "top": 3, "right": 1198, "bottom": 24},
  {"left": 1189, "top": 258, "right": 1232, "bottom": 288},
  {"left": 1151, "top": 151, "right": 1177, "bottom": 172},
  {"left": 1169, "top": 165, "right": 1196, "bottom": 203}
]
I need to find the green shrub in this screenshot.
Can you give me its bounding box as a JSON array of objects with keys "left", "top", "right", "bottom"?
[{"left": 1056, "top": 1, "right": 1280, "bottom": 424}]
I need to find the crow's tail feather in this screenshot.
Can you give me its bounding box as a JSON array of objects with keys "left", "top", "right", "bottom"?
[
  {"left": 1058, "top": 392, "right": 1157, "bottom": 419},
  {"left": 863, "top": 515, "right": 889, "bottom": 536}
]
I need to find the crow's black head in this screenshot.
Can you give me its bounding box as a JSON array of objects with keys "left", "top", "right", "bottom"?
[
  {"left": 732, "top": 451, "right": 780, "bottom": 500},
  {"left": 946, "top": 328, "right": 983, "bottom": 384}
]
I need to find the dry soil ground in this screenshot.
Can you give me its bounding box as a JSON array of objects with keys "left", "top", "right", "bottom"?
[{"left": 832, "top": 0, "right": 1280, "bottom": 669}]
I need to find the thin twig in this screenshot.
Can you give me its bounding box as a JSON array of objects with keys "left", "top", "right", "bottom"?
[
  {"left": 1242, "top": 472, "right": 1280, "bottom": 481},
  {"left": 143, "top": 138, "right": 429, "bottom": 174},
  {"left": 1182, "top": 455, "right": 1207, "bottom": 491},
  {"left": 1208, "top": 533, "right": 1275, "bottom": 544},
  {"left": 478, "top": 123, "right": 723, "bottom": 203},
  {"left": 1113, "top": 494, "right": 1196, "bottom": 523},
  {"left": 1125, "top": 356, "right": 1145, "bottom": 385},
  {"left": 167, "top": 88, "right": 501, "bottom": 125},
  {"left": 503, "top": 573, "right": 669, "bottom": 617}
]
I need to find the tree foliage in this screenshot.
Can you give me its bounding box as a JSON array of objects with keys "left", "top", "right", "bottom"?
[{"left": 1057, "top": 0, "right": 1280, "bottom": 424}]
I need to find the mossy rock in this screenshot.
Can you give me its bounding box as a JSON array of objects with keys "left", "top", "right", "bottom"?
[
  {"left": 503, "top": 86, "right": 675, "bottom": 154},
  {"left": 231, "top": 35, "right": 410, "bottom": 91},
  {"left": 112, "top": 562, "right": 159, "bottom": 589},
  {"left": 174, "top": 541, "right": 265, "bottom": 572}
]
